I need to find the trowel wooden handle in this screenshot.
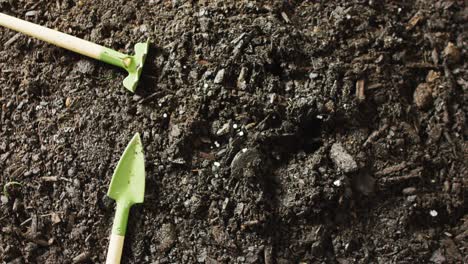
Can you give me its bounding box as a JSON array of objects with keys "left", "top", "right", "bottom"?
[
  {"left": 0, "top": 12, "right": 103, "bottom": 60},
  {"left": 106, "top": 234, "right": 125, "bottom": 264}
]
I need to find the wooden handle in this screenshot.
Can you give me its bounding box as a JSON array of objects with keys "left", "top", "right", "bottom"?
[
  {"left": 106, "top": 234, "right": 125, "bottom": 264},
  {"left": 0, "top": 12, "right": 103, "bottom": 59}
]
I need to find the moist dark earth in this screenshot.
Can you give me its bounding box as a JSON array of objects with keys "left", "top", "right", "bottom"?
[{"left": 0, "top": 0, "right": 467, "bottom": 263}]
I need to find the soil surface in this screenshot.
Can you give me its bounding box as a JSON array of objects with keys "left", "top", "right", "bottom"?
[{"left": 0, "top": 1, "right": 467, "bottom": 263}]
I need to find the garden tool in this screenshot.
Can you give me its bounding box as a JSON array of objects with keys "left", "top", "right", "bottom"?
[
  {"left": 106, "top": 133, "right": 145, "bottom": 264},
  {"left": 0, "top": 12, "right": 149, "bottom": 92}
]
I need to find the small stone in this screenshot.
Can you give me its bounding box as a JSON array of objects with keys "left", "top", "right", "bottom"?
[
  {"left": 413, "top": 83, "right": 433, "bottom": 109},
  {"left": 0, "top": 195, "right": 8, "bottom": 204},
  {"left": 214, "top": 69, "right": 225, "bottom": 84},
  {"left": 333, "top": 179, "right": 341, "bottom": 186},
  {"left": 51, "top": 213, "right": 61, "bottom": 224},
  {"left": 216, "top": 122, "right": 230, "bottom": 136},
  {"left": 74, "top": 60, "right": 95, "bottom": 74},
  {"left": 32, "top": 154, "right": 40, "bottom": 161},
  {"left": 443, "top": 42, "right": 461, "bottom": 64},
  {"left": 309, "top": 72, "right": 319, "bottom": 79},
  {"left": 426, "top": 70, "right": 440, "bottom": 83},
  {"left": 159, "top": 223, "right": 176, "bottom": 252},
  {"left": 430, "top": 249, "right": 446, "bottom": 264},
  {"left": 330, "top": 143, "right": 358, "bottom": 173},
  {"left": 237, "top": 67, "right": 248, "bottom": 89},
  {"left": 73, "top": 179, "right": 81, "bottom": 188},
  {"left": 169, "top": 124, "right": 181, "bottom": 139},
  {"left": 234, "top": 202, "right": 244, "bottom": 216},
  {"left": 172, "top": 0, "right": 181, "bottom": 8},
  {"left": 406, "top": 11, "right": 423, "bottom": 30},
  {"left": 222, "top": 198, "right": 230, "bottom": 211},
  {"left": 407, "top": 195, "right": 417, "bottom": 202},
  {"left": 139, "top": 24, "right": 148, "bottom": 33},
  {"left": 25, "top": 10, "right": 39, "bottom": 17},
  {"left": 264, "top": 246, "right": 273, "bottom": 264},
  {"left": 67, "top": 167, "right": 76, "bottom": 177},
  {"left": 197, "top": 248, "right": 208, "bottom": 262},
  {"left": 65, "top": 97, "right": 72, "bottom": 108},
  {"left": 230, "top": 148, "right": 263, "bottom": 177},
  {"left": 402, "top": 187, "right": 416, "bottom": 195}
]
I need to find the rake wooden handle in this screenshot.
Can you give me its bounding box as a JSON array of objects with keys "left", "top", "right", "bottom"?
[
  {"left": 0, "top": 12, "right": 103, "bottom": 60},
  {"left": 106, "top": 234, "right": 125, "bottom": 264}
]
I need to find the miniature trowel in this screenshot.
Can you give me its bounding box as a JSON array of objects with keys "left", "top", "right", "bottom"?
[
  {"left": 0, "top": 12, "right": 149, "bottom": 92},
  {"left": 106, "top": 133, "right": 145, "bottom": 264}
]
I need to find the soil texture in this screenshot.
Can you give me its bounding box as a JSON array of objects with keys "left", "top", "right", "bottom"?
[{"left": 0, "top": 0, "right": 467, "bottom": 263}]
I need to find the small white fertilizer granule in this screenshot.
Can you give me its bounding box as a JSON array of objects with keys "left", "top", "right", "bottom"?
[
  {"left": 163, "top": 113, "right": 168, "bottom": 118},
  {"left": 238, "top": 131, "right": 244, "bottom": 136},
  {"left": 214, "top": 162, "right": 221, "bottom": 167},
  {"left": 333, "top": 179, "right": 341, "bottom": 186},
  {"left": 429, "top": 210, "right": 438, "bottom": 217}
]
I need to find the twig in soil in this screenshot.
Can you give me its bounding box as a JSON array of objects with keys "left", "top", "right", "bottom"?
[
  {"left": 2, "top": 226, "right": 51, "bottom": 246},
  {"left": 380, "top": 167, "right": 423, "bottom": 183},
  {"left": 72, "top": 251, "right": 91, "bottom": 264},
  {"left": 20, "top": 212, "right": 62, "bottom": 227},
  {"left": 356, "top": 79, "right": 365, "bottom": 101},
  {"left": 374, "top": 162, "right": 408, "bottom": 177},
  {"left": 40, "top": 176, "right": 58, "bottom": 182},
  {"left": 241, "top": 220, "right": 261, "bottom": 230},
  {"left": 4, "top": 32, "right": 20, "bottom": 47},
  {"left": 3, "top": 181, "right": 22, "bottom": 197},
  {"left": 139, "top": 91, "right": 164, "bottom": 104},
  {"left": 363, "top": 123, "right": 389, "bottom": 147},
  {"left": 10, "top": 166, "right": 26, "bottom": 179},
  {"left": 139, "top": 85, "right": 176, "bottom": 104},
  {"left": 20, "top": 217, "right": 32, "bottom": 226}
]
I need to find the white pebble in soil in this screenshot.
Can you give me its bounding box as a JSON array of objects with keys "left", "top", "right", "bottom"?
[
  {"left": 0, "top": 195, "right": 8, "bottom": 205},
  {"left": 429, "top": 210, "right": 438, "bottom": 217},
  {"left": 214, "top": 162, "right": 221, "bottom": 167}
]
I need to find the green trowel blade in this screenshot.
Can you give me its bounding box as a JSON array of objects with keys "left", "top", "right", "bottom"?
[{"left": 107, "top": 133, "right": 145, "bottom": 204}]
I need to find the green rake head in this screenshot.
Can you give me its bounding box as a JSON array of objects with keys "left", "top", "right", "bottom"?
[
  {"left": 100, "top": 39, "right": 150, "bottom": 92},
  {"left": 122, "top": 40, "right": 149, "bottom": 92}
]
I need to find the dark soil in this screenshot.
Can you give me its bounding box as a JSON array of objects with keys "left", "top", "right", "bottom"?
[{"left": 1, "top": 0, "right": 467, "bottom": 263}]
